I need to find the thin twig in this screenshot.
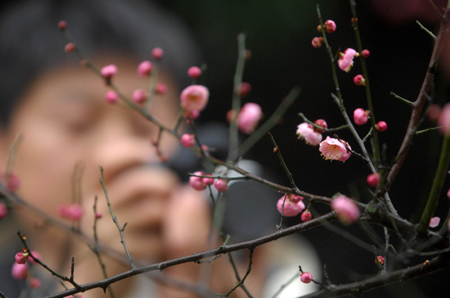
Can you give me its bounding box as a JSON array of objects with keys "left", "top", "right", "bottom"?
[
  {"left": 216, "top": 249, "right": 254, "bottom": 297},
  {"left": 99, "top": 166, "right": 135, "bottom": 269},
  {"left": 268, "top": 132, "right": 299, "bottom": 191}
]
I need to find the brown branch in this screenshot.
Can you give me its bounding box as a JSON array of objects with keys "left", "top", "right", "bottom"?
[
  {"left": 297, "top": 254, "right": 450, "bottom": 298},
  {"left": 384, "top": 6, "right": 450, "bottom": 193}
]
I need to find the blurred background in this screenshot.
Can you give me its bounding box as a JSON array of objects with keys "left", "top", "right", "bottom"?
[{"left": 1, "top": 0, "right": 450, "bottom": 297}]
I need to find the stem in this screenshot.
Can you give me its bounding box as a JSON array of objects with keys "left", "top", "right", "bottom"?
[
  {"left": 417, "top": 136, "right": 450, "bottom": 236},
  {"left": 227, "top": 33, "right": 247, "bottom": 163},
  {"left": 216, "top": 249, "right": 254, "bottom": 297},
  {"left": 99, "top": 166, "right": 135, "bottom": 269},
  {"left": 416, "top": 20, "right": 436, "bottom": 39}
]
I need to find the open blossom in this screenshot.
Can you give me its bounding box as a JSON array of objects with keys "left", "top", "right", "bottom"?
[
  {"left": 277, "top": 194, "right": 305, "bottom": 217},
  {"left": 438, "top": 103, "right": 450, "bottom": 136},
  {"left": 237, "top": 103, "right": 263, "bottom": 134},
  {"left": 338, "top": 48, "right": 358, "bottom": 72},
  {"left": 180, "top": 85, "right": 209, "bottom": 113},
  {"left": 296, "top": 123, "right": 322, "bottom": 146},
  {"left": 331, "top": 195, "right": 360, "bottom": 225},
  {"left": 353, "top": 108, "right": 369, "bottom": 125},
  {"left": 319, "top": 136, "right": 351, "bottom": 162}
]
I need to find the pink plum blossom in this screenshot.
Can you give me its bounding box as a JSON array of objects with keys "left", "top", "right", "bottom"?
[
  {"left": 180, "top": 85, "right": 209, "bottom": 113},
  {"left": 353, "top": 108, "right": 369, "bottom": 125},
  {"left": 57, "top": 204, "right": 84, "bottom": 221},
  {"left": 429, "top": 217, "right": 440, "bottom": 228},
  {"left": 361, "top": 49, "right": 370, "bottom": 58},
  {"left": 0, "top": 202, "right": 7, "bottom": 219},
  {"left": 137, "top": 60, "right": 153, "bottom": 76},
  {"left": 214, "top": 179, "right": 229, "bottom": 192},
  {"left": 189, "top": 171, "right": 206, "bottom": 191},
  {"left": 100, "top": 64, "right": 118, "bottom": 79},
  {"left": 314, "top": 119, "right": 327, "bottom": 133},
  {"left": 64, "top": 43, "right": 75, "bottom": 53},
  {"left": 301, "top": 209, "right": 312, "bottom": 222},
  {"left": 15, "top": 252, "right": 28, "bottom": 264},
  {"left": 156, "top": 83, "right": 167, "bottom": 95},
  {"left": 353, "top": 74, "right": 366, "bottom": 86},
  {"left": 296, "top": 123, "right": 322, "bottom": 146},
  {"left": 447, "top": 187, "right": 450, "bottom": 200},
  {"left": 438, "top": 103, "right": 450, "bottom": 137},
  {"left": 338, "top": 48, "right": 358, "bottom": 72},
  {"left": 132, "top": 89, "right": 147, "bottom": 103},
  {"left": 11, "top": 263, "right": 28, "bottom": 279},
  {"left": 202, "top": 175, "right": 215, "bottom": 186},
  {"left": 28, "top": 251, "right": 41, "bottom": 264},
  {"left": 237, "top": 103, "right": 263, "bottom": 134},
  {"left": 331, "top": 195, "right": 360, "bottom": 225},
  {"left": 376, "top": 255, "right": 385, "bottom": 265},
  {"left": 151, "top": 47, "right": 164, "bottom": 60},
  {"left": 181, "top": 134, "right": 195, "bottom": 148},
  {"left": 311, "top": 37, "right": 324, "bottom": 48},
  {"left": 319, "top": 136, "right": 351, "bottom": 162},
  {"left": 187, "top": 66, "right": 202, "bottom": 79},
  {"left": 238, "top": 82, "right": 252, "bottom": 97},
  {"left": 277, "top": 194, "right": 305, "bottom": 217},
  {"left": 324, "top": 20, "right": 336, "bottom": 33},
  {"left": 300, "top": 272, "right": 313, "bottom": 283},
  {"left": 105, "top": 91, "right": 119, "bottom": 103},
  {"left": 30, "top": 278, "right": 41, "bottom": 289},
  {"left": 376, "top": 121, "right": 388, "bottom": 132},
  {"left": 367, "top": 173, "right": 381, "bottom": 187}
]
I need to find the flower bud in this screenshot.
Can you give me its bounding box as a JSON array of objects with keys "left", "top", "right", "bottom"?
[
  {"left": 180, "top": 134, "right": 195, "bottom": 148},
  {"left": 151, "top": 47, "right": 164, "bottom": 60},
  {"left": 187, "top": 66, "right": 202, "bottom": 79},
  {"left": 58, "top": 20, "right": 67, "bottom": 30},
  {"left": 132, "top": 89, "right": 147, "bottom": 103},
  {"left": 214, "top": 179, "right": 229, "bottom": 192},
  {"left": 311, "top": 37, "right": 324, "bottom": 48},
  {"left": 28, "top": 251, "right": 40, "bottom": 264},
  {"left": 15, "top": 252, "right": 28, "bottom": 264},
  {"left": 353, "top": 74, "right": 366, "bottom": 86},
  {"left": 331, "top": 195, "right": 360, "bottom": 225},
  {"left": 237, "top": 103, "right": 263, "bottom": 134},
  {"left": 438, "top": 103, "right": 450, "bottom": 137},
  {"left": 375, "top": 255, "right": 385, "bottom": 266},
  {"left": 100, "top": 64, "right": 118, "bottom": 79},
  {"left": 375, "top": 121, "right": 388, "bottom": 132},
  {"left": 300, "top": 272, "right": 312, "bottom": 283},
  {"left": 301, "top": 209, "right": 312, "bottom": 222},
  {"left": 7, "top": 173, "right": 20, "bottom": 192},
  {"left": 429, "top": 216, "right": 440, "bottom": 228},
  {"left": 367, "top": 173, "right": 381, "bottom": 187},
  {"left": 156, "top": 83, "right": 168, "bottom": 95},
  {"left": 316, "top": 25, "right": 322, "bottom": 32},
  {"left": 238, "top": 82, "right": 252, "bottom": 97},
  {"left": 324, "top": 20, "right": 336, "bottom": 33},
  {"left": 202, "top": 174, "right": 215, "bottom": 186},
  {"left": 64, "top": 43, "right": 75, "bottom": 53},
  {"left": 11, "top": 263, "right": 28, "bottom": 280},
  {"left": 314, "top": 119, "right": 327, "bottom": 133},
  {"left": 105, "top": 91, "right": 119, "bottom": 104},
  {"left": 189, "top": 171, "right": 206, "bottom": 191},
  {"left": 353, "top": 108, "right": 369, "bottom": 125},
  {"left": 137, "top": 61, "right": 153, "bottom": 76},
  {"left": 427, "top": 104, "right": 441, "bottom": 122},
  {"left": 30, "top": 278, "right": 41, "bottom": 289},
  {"left": 180, "top": 85, "right": 209, "bottom": 113},
  {"left": 361, "top": 49, "right": 370, "bottom": 58}
]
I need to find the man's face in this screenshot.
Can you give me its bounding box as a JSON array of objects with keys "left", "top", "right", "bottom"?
[{"left": 1, "top": 56, "right": 181, "bottom": 260}]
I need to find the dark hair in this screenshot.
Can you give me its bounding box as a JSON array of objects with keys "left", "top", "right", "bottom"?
[{"left": 0, "top": 0, "right": 200, "bottom": 127}]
